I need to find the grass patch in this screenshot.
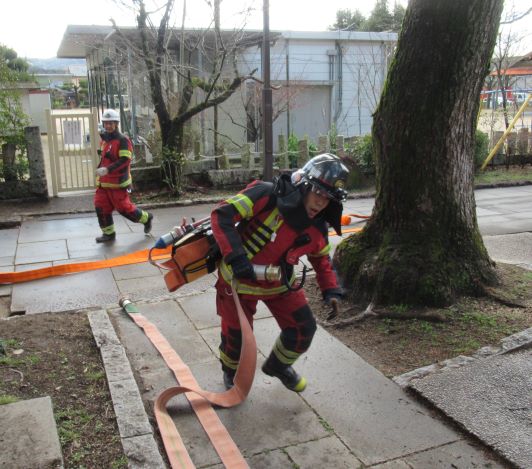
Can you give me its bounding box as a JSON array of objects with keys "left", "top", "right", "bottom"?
[
  {"left": 475, "top": 167, "right": 532, "bottom": 185},
  {"left": 56, "top": 408, "right": 93, "bottom": 446},
  {"left": 452, "top": 338, "right": 481, "bottom": 355},
  {"left": 111, "top": 456, "right": 128, "bottom": 469},
  {"left": 460, "top": 312, "right": 498, "bottom": 328},
  {"left": 0, "top": 337, "right": 40, "bottom": 367},
  {"left": 0, "top": 394, "right": 20, "bottom": 405},
  {"left": 86, "top": 370, "right": 105, "bottom": 381}
]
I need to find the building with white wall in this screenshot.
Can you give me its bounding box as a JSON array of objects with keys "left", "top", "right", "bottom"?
[
  {"left": 57, "top": 25, "right": 396, "bottom": 153},
  {"left": 0, "top": 82, "right": 51, "bottom": 132}
]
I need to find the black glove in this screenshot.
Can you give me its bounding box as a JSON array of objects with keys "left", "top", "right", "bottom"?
[
  {"left": 323, "top": 290, "right": 343, "bottom": 305},
  {"left": 229, "top": 254, "right": 256, "bottom": 281}
]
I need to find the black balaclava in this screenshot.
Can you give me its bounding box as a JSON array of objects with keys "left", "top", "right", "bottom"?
[{"left": 273, "top": 174, "right": 343, "bottom": 235}]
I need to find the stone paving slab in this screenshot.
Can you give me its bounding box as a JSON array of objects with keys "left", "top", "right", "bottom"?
[
  {"left": 17, "top": 216, "right": 129, "bottom": 243},
  {"left": 162, "top": 359, "right": 329, "bottom": 467},
  {"left": 67, "top": 232, "right": 154, "bottom": 259},
  {"left": 11, "top": 267, "right": 119, "bottom": 314},
  {"left": 410, "top": 348, "right": 532, "bottom": 469},
  {"left": 0, "top": 265, "right": 13, "bottom": 297},
  {"left": 121, "top": 434, "right": 166, "bottom": 469},
  {"left": 483, "top": 232, "right": 532, "bottom": 265},
  {"left": 108, "top": 378, "right": 154, "bottom": 439},
  {"left": 116, "top": 275, "right": 169, "bottom": 301},
  {"left": 0, "top": 255, "right": 14, "bottom": 267},
  {"left": 0, "top": 396, "right": 64, "bottom": 469},
  {"left": 109, "top": 300, "right": 215, "bottom": 367},
  {"left": 178, "top": 290, "right": 272, "bottom": 330},
  {"left": 387, "top": 440, "right": 506, "bottom": 469},
  {"left": 284, "top": 435, "right": 363, "bottom": 468},
  {"left": 15, "top": 239, "right": 68, "bottom": 264},
  {"left": 112, "top": 262, "right": 164, "bottom": 281},
  {"left": 0, "top": 228, "right": 18, "bottom": 256},
  {"left": 250, "top": 318, "right": 464, "bottom": 466},
  {"left": 88, "top": 310, "right": 166, "bottom": 468}
]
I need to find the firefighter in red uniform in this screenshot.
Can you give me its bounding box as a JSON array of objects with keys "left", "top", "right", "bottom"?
[
  {"left": 94, "top": 109, "right": 153, "bottom": 243},
  {"left": 211, "top": 154, "right": 349, "bottom": 392}
]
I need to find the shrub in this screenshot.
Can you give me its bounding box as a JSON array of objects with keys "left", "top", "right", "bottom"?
[
  {"left": 346, "top": 134, "right": 375, "bottom": 173},
  {"left": 474, "top": 130, "right": 489, "bottom": 170},
  {"left": 287, "top": 132, "right": 299, "bottom": 167}
]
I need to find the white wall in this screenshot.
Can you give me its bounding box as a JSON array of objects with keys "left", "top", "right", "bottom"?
[
  {"left": 235, "top": 32, "right": 396, "bottom": 149},
  {"left": 28, "top": 93, "right": 51, "bottom": 132}
]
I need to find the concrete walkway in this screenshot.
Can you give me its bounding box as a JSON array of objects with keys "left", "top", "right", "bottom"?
[
  {"left": 88, "top": 289, "right": 506, "bottom": 468},
  {"left": 1, "top": 186, "right": 531, "bottom": 467}
]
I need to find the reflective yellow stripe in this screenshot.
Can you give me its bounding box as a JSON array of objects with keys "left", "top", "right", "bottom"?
[
  {"left": 243, "top": 245, "right": 254, "bottom": 259},
  {"left": 226, "top": 194, "right": 253, "bottom": 219},
  {"left": 118, "top": 149, "right": 132, "bottom": 158},
  {"left": 98, "top": 177, "right": 132, "bottom": 189},
  {"left": 219, "top": 261, "right": 295, "bottom": 295},
  {"left": 249, "top": 232, "right": 266, "bottom": 248},
  {"left": 308, "top": 242, "right": 332, "bottom": 258},
  {"left": 249, "top": 207, "right": 283, "bottom": 246},
  {"left": 219, "top": 350, "right": 238, "bottom": 370},
  {"left": 139, "top": 211, "right": 149, "bottom": 224},
  {"left": 273, "top": 336, "right": 301, "bottom": 365},
  {"left": 102, "top": 224, "right": 115, "bottom": 235}
]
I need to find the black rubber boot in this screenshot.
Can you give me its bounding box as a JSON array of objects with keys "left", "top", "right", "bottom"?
[
  {"left": 144, "top": 213, "right": 153, "bottom": 234},
  {"left": 223, "top": 370, "right": 235, "bottom": 390},
  {"left": 262, "top": 354, "right": 307, "bottom": 392},
  {"left": 95, "top": 232, "right": 116, "bottom": 243}
]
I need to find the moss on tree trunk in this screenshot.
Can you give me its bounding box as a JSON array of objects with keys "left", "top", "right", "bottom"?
[{"left": 334, "top": 0, "right": 503, "bottom": 307}]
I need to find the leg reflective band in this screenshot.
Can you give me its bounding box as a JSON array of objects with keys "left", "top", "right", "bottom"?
[
  {"left": 102, "top": 224, "right": 116, "bottom": 235},
  {"left": 119, "top": 285, "right": 254, "bottom": 468}
]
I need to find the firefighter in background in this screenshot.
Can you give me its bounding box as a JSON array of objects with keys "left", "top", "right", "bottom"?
[
  {"left": 211, "top": 154, "right": 349, "bottom": 392},
  {"left": 94, "top": 109, "right": 153, "bottom": 243}
]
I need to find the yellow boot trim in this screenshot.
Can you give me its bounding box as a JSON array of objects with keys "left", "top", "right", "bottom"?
[
  {"left": 293, "top": 376, "right": 307, "bottom": 392},
  {"left": 102, "top": 224, "right": 115, "bottom": 235},
  {"left": 139, "top": 210, "right": 149, "bottom": 224}
]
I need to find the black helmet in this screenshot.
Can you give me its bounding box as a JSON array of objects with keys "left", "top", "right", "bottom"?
[{"left": 293, "top": 153, "right": 349, "bottom": 202}]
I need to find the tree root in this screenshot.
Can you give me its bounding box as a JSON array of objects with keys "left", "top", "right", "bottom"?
[
  {"left": 322, "top": 302, "right": 448, "bottom": 329},
  {"left": 483, "top": 286, "right": 527, "bottom": 308},
  {"left": 324, "top": 302, "right": 378, "bottom": 328}
]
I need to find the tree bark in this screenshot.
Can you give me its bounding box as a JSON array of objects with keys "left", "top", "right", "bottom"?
[{"left": 334, "top": 0, "right": 502, "bottom": 307}]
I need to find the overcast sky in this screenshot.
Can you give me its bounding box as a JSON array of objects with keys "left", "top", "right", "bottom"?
[{"left": 0, "top": 0, "right": 530, "bottom": 59}]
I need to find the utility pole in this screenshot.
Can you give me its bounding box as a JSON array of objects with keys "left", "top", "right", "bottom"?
[
  {"left": 262, "top": 0, "right": 273, "bottom": 181},
  {"left": 214, "top": 0, "right": 220, "bottom": 156}
]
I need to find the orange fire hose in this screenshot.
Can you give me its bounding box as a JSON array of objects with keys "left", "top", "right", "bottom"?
[
  {"left": 0, "top": 218, "right": 367, "bottom": 286},
  {"left": 0, "top": 246, "right": 172, "bottom": 285},
  {"left": 120, "top": 282, "right": 253, "bottom": 468}
]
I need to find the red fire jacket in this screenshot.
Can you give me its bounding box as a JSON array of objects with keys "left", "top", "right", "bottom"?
[
  {"left": 211, "top": 180, "right": 341, "bottom": 298},
  {"left": 96, "top": 131, "right": 133, "bottom": 189}
]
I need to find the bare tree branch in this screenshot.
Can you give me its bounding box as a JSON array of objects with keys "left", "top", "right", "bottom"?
[
  {"left": 500, "top": 6, "right": 532, "bottom": 24},
  {"left": 206, "top": 127, "right": 244, "bottom": 149}
]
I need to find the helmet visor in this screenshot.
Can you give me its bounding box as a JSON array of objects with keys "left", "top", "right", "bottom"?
[{"left": 309, "top": 179, "right": 347, "bottom": 202}]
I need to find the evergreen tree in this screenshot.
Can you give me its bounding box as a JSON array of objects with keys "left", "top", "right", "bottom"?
[
  {"left": 0, "top": 45, "right": 30, "bottom": 181},
  {"left": 364, "top": 0, "right": 394, "bottom": 32},
  {"left": 329, "top": 9, "right": 366, "bottom": 31}
]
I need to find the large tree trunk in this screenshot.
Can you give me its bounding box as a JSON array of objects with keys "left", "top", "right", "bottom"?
[{"left": 334, "top": 0, "right": 503, "bottom": 307}]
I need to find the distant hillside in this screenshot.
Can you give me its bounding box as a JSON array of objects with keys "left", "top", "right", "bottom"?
[{"left": 28, "top": 58, "right": 86, "bottom": 74}]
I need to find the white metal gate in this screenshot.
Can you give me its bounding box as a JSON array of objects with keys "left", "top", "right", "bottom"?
[{"left": 45, "top": 108, "right": 99, "bottom": 196}]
